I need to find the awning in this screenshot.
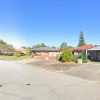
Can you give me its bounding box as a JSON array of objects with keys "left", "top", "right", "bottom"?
[{"left": 88, "top": 46, "right": 100, "bottom": 51}]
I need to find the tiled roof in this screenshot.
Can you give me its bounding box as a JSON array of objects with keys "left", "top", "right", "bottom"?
[
  {"left": 30, "top": 47, "right": 60, "bottom": 52},
  {"left": 71, "top": 45, "right": 94, "bottom": 51},
  {"left": 14, "top": 48, "right": 26, "bottom": 51}
]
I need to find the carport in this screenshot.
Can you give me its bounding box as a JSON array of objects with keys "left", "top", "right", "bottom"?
[{"left": 88, "top": 46, "right": 100, "bottom": 61}]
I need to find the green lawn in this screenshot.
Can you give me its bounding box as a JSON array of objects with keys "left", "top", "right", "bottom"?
[{"left": 0, "top": 55, "right": 31, "bottom": 61}]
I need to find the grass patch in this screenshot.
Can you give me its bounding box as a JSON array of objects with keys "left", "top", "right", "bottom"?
[{"left": 0, "top": 55, "right": 31, "bottom": 61}]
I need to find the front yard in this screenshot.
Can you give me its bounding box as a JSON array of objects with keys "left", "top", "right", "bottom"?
[
  {"left": 0, "top": 55, "right": 31, "bottom": 61},
  {"left": 27, "top": 60, "right": 79, "bottom": 72}
]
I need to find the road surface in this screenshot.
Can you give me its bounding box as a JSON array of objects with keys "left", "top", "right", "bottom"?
[{"left": 0, "top": 60, "right": 100, "bottom": 100}]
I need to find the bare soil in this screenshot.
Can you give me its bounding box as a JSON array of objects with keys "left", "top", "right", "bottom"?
[{"left": 27, "top": 60, "right": 79, "bottom": 71}]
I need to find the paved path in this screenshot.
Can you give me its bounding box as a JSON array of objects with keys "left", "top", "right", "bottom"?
[
  {"left": 64, "top": 62, "right": 100, "bottom": 81},
  {"left": 0, "top": 60, "right": 100, "bottom": 100}
]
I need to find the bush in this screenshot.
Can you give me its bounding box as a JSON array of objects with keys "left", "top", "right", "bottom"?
[
  {"left": 16, "top": 54, "right": 21, "bottom": 57},
  {"left": 80, "top": 51, "right": 88, "bottom": 63},
  {"left": 72, "top": 51, "right": 88, "bottom": 63},
  {"left": 6, "top": 52, "right": 14, "bottom": 56},
  {"left": 60, "top": 48, "right": 73, "bottom": 62},
  {"left": 15, "top": 51, "right": 22, "bottom": 57},
  {"left": 72, "top": 55, "right": 78, "bottom": 63}
]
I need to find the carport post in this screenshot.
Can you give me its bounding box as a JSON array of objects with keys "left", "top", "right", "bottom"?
[
  {"left": 86, "top": 50, "right": 87, "bottom": 62},
  {"left": 95, "top": 50, "right": 96, "bottom": 60}
]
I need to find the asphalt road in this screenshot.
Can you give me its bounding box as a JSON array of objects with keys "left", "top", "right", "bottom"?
[{"left": 0, "top": 60, "right": 100, "bottom": 100}]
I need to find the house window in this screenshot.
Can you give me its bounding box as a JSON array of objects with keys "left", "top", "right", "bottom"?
[
  {"left": 44, "top": 51, "right": 47, "bottom": 54},
  {"left": 36, "top": 52, "right": 41, "bottom": 54}
]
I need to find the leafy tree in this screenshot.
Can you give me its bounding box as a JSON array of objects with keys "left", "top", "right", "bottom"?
[
  {"left": 78, "top": 31, "right": 86, "bottom": 47},
  {"left": 67, "top": 46, "right": 73, "bottom": 49},
  {"left": 60, "top": 48, "right": 73, "bottom": 62},
  {"left": 0, "top": 39, "right": 7, "bottom": 45},
  {"left": 41, "top": 43, "right": 47, "bottom": 47},
  {"left": 0, "top": 44, "right": 14, "bottom": 54},
  {"left": 52, "top": 46, "right": 56, "bottom": 49},
  {"left": 60, "top": 42, "right": 67, "bottom": 50},
  {"left": 21, "top": 46, "right": 26, "bottom": 49},
  {"left": 32, "top": 43, "right": 47, "bottom": 48},
  {"left": 26, "top": 47, "right": 30, "bottom": 56}
]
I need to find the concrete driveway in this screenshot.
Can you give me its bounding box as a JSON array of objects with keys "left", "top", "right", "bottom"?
[
  {"left": 64, "top": 62, "right": 100, "bottom": 81},
  {"left": 0, "top": 60, "right": 100, "bottom": 100}
]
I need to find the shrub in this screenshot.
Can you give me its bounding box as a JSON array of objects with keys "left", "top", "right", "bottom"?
[
  {"left": 72, "top": 55, "right": 78, "bottom": 63},
  {"left": 60, "top": 48, "right": 73, "bottom": 62},
  {"left": 80, "top": 51, "right": 88, "bottom": 63},
  {"left": 6, "top": 52, "right": 14, "bottom": 56},
  {"left": 15, "top": 51, "right": 22, "bottom": 57}
]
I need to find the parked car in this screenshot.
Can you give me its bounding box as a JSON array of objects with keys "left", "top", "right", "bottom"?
[{"left": 20, "top": 53, "right": 25, "bottom": 56}]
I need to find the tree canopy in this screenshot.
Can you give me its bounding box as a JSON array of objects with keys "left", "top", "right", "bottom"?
[
  {"left": 78, "top": 31, "right": 86, "bottom": 47},
  {"left": 0, "top": 39, "right": 14, "bottom": 53},
  {"left": 60, "top": 42, "right": 67, "bottom": 50},
  {"left": 0, "top": 39, "right": 7, "bottom": 45},
  {"left": 32, "top": 43, "right": 47, "bottom": 49},
  {"left": 52, "top": 46, "right": 56, "bottom": 49}
]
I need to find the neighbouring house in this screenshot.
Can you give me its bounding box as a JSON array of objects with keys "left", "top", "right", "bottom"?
[
  {"left": 14, "top": 48, "right": 26, "bottom": 54},
  {"left": 71, "top": 45, "right": 94, "bottom": 56},
  {"left": 71, "top": 45, "right": 100, "bottom": 61},
  {"left": 30, "top": 47, "right": 61, "bottom": 59},
  {"left": 88, "top": 46, "right": 100, "bottom": 61}
]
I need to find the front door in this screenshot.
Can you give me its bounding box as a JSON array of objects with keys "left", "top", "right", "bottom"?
[{"left": 98, "top": 52, "right": 100, "bottom": 61}]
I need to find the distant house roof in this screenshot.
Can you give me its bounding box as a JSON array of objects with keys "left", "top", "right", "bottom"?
[
  {"left": 71, "top": 45, "right": 94, "bottom": 51},
  {"left": 14, "top": 48, "right": 26, "bottom": 51},
  {"left": 30, "top": 47, "right": 60, "bottom": 52},
  {"left": 88, "top": 46, "right": 100, "bottom": 51}
]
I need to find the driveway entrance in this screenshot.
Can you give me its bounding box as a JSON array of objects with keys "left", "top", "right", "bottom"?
[{"left": 64, "top": 62, "right": 100, "bottom": 81}]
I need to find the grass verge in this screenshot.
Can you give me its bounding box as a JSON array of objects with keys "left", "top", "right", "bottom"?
[{"left": 0, "top": 55, "right": 31, "bottom": 61}]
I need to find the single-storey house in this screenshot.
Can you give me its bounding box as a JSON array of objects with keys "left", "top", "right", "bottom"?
[
  {"left": 71, "top": 45, "right": 100, "bottom": 61},
  {"left": 14, "top": 48, "right": 26, "bottom": 54},
  {"left": 71, "top": 45, "right": 94, "bottom": 56},
  {"left": 30, "top": 47, "right": 61, "bottom": 58},
  {"left": 88, "top": 46, "right": 100, "bottom": 61}
]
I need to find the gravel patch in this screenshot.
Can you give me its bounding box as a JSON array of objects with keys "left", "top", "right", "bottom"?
[{"left": 27, "top": 60, "right": 79, "bottom": 71}]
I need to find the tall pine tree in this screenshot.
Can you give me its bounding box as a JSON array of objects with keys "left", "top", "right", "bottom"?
[{"left": 78, "top": 31, "right": 86, "bottom": 47}]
